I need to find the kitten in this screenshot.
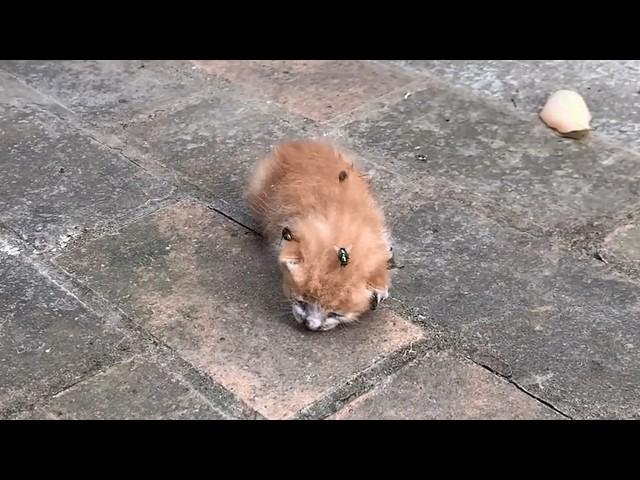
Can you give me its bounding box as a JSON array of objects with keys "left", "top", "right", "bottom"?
[{"left": 247, "top": 139, "right": 394, "bottom": 331}]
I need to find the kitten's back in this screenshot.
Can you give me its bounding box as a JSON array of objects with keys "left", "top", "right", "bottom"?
[{"left": 247, "top": 140, "right": 381, "bottom": 240}]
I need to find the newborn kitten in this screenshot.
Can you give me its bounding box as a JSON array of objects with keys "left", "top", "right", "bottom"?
[{"left": 247, "top": 140, "right": 393, "bottom": 331}]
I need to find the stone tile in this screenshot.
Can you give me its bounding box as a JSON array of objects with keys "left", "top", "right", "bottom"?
[
  {"left": 192, "top": 60, "right": 415, "bottom": 121},
  {"left": 373, "top": 173, "right": 640, "bottom": 419},
  {"left": 333, "top": 351, "right": 562, "bottom": 419},
  {"left": 55, "top": 201, "right": 425, "bottom": 419},
  {"left": 600, "top": 221, "right": 640, "bottom": 281},
  {"left": 117, "top": 94, "right": 314, "bottom": 221},
  {"left": 0, "top": 60, "right": 207, "bottom": 131},
  {"left": 604, "top": 223, "right": 640, "bottom": 264},
  {"left": 341, "top": 79, "right": 640, "bottom": 234},
  {"left": 393, "top": 60, "right": 640, "bottom": 152},
  {"left": 0, "top": 80, "right": 171, "bottom": 252},
  {"left": 27, "top": 356, "right": 234, "bottom": 420},
  {"left": 0, "top": 253, "right": 134, "bottom": 417}
]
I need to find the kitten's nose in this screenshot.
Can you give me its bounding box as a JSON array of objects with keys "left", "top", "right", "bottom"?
[{"left": 304, "top": 317, "right": 322, "bottom": 331}]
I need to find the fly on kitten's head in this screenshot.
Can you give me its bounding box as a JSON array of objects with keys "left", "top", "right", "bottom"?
[{"left": 248, "top": 140, "right": 396, "bottom": 331}]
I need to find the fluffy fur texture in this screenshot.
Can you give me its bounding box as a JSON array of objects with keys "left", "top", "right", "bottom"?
[{"left": 247, "top": 139, "right": 393, "bottom": 331}]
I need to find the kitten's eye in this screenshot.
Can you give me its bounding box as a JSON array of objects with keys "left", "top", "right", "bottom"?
[
  {"left": 296, "top": 300, "right": 309, "bottom": 311},
  {"left": 282, "top": 227, "right": 293, "bottom": 241}
]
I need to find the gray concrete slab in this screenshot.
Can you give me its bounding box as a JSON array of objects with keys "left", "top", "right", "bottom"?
[
  {"left": 3, "top": 60, "right": 639, "bottom": 420},
  {"left": 0, "top": 60, "right": 209, "bottom": 133},
  {"left": 338, "top": 79, "right": 640, "bottom": 237},
  {"left": 0, "top": 74, "right": 172, "bottom": 252},
  {"left": 24, "top": 355, "right": 234, "bottom": 420},
  {"left": 333, "top": 350, "right": 562, "bottom": 419},
  {"left": 116, "top": 95, "right": 315, "bottom": 217},
  {"left": 192, "top": 60, "right": 416, "bottom": 121},
  {"left": 374, "top": 172, "right": 640, "bottom": 419},
  {"left": 0, "top": 251, "right": 135, "bottom": 417},
  {"left": 391, "top": 60, "right": 640, "bottom": 152},
  {"left": 54, "top": 200, "right": 425, "bottom": 419}
]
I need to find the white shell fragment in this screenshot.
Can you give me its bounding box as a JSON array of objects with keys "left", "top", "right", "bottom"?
[{"left": 539, "top": 90, "right": 592, "bottom": 136}]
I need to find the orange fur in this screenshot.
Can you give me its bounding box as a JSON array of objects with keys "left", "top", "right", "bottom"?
[{"left": 247, "top": 139, "right": 392, "bottom": 328}]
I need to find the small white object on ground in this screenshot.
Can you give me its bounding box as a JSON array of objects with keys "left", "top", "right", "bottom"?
[{"left": 539, "top": 90, "right": 592, "bottom": 137}]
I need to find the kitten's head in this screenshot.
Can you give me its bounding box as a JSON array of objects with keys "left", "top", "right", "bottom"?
[{"left": 279, "top": 214, "right": 393, "bottom": 331}]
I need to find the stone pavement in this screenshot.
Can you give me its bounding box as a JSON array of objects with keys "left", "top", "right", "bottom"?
[{"left": 1, "top": 60, "right": 639, "bottom": 420}]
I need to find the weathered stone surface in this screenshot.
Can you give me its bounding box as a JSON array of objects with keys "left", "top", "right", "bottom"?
[
  {"left": 117, "top": 94, "right": 315, "bottom": 222},
  {"left": 0, "top": 252, "right": 134, "bottom": 417},
  {"left": 55, "top": 201, "right": 425, "bottom": 419},
  {"left": 193, "top": 60, "right": 415, "bottom": 121},
  {"left": 0, "top": 75, "right": 171, "bottom": 252},
  {"left": 605, "top": 223, "right": 640, "bottom": 264},
  {"left": 392, "top": 60, "right": 640, "bottom": 152},
  {"left": 333, "top": 351, "right": 562, "bottom": 419},
  {"left": 26, "top": 356, "right": 234, "bottom": 420},
  {"left": 340, "top": 79, "right": 640, "bottom": 235},
  {"left": 4, "top": 59, "right": 640, "bottom": 421},
  {"left": 0, "top": 60, "right": 207, "bottom": 131},
  {"left": 373, "top": 172, "right": 640, "bottom": 419}
]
